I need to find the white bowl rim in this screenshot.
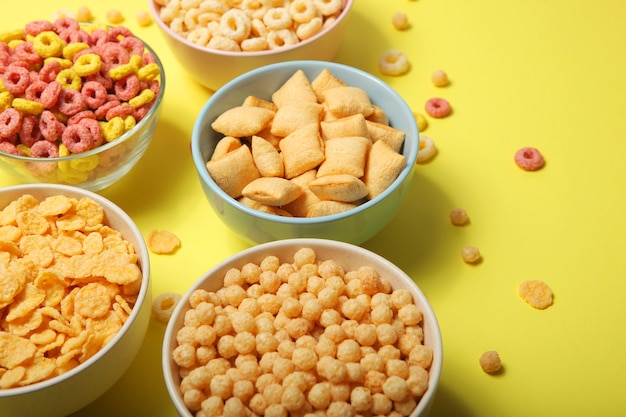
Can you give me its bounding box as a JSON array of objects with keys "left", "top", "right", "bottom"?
[
  {"left": 0, "top": 183, "right": 151, "bottom": 397},
  {"left": 148, "top": 0, "right": 355, "bottom": 57},
  {"left": 191, "top": 60, "right": 419, "bottom": 225},
  {"left": 163, "top": 237, "right": 442, "bottom": 417},
  {"left": 0, "top": 40, "right": 166, "bottom": 163}
]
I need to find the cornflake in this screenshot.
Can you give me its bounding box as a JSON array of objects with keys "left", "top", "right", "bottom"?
[
  {"left": 146, "top": 229, "right": 181, "bottom": 255},
  {"left": 519, "top": 279, "right": 553, "bottom": 309},
  {"left": 0, "top": 194, "right": 142, "bottom": 389}
]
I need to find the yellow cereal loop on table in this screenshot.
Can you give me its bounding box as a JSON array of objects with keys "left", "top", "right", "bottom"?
[
  {"left": 62, "top": 42, "right": 90, "bottom": 60},
  {"left": 129, "top": 89, "right": 155, "bottom": 108},
  {"left": 101, "top": 117, "right": 126, "bottom": 142},
  {"left": 108, "top": 55, "right": 142, "bottom": 80},
  {"left": 0, "top": 29, "right": 24, "bottom": 43},
  {"left": 12, "top": 98, "right": 44, "bottom": 116},
  {"left": 0, "top": 91, "right": 13, "bottom": 111},
  {"left": 56, "top": 68, "right": 82, "bottom": 90},
  {"left": 124, "top": 115, "right": 137, "bottom": 131},
  {"left": 69, "top": 155, "right": 99, "bottom": 172},
  {"left": 137, "top": 63, "right": 160, "bottom": 82},
  {"left": 33, "top": 31, "right": 65, "bottom": 58},
  {"left": 44, "top": 57, "right": 73, "bottom": 69},
  {"left": 72, "top": 53, "right": 101, "bottom": 77}
]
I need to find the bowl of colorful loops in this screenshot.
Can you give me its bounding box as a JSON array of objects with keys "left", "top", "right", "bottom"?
[{"left": 0, "top": 17, "right": 165, "bottom": 191}]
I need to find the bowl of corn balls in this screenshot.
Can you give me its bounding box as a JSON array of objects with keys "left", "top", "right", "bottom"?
[
  {"left": 0, "top": 183, "right": 151, "bottom": 417},
  {"left": 163, "top": 238, "right": 442, "bottom": 417},
  {"left": 191, "top": 60, "right": 419, "bottom": 245},
  {"left": 0, "top": 18, "right": 165, "bottom": 192},
  {"left": 148, "top": 0, "right": 355, "bottom": 91}
]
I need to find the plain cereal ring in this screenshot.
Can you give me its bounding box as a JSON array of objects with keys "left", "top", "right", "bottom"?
[
  {"left": 449, "top": 208, "right": 469, "bottom": 226},
  {"left": 0, "top": 108, "right": 22, "bottom": 138},
  {"left": 146, "top": 229, "right": 182, "bottom": 254},
  {"left": 519, "top": 279, "right": 553, "bottom": 309},
  {"left": 296, "top": 16, "right": 323, "bottom": 40},
  {"left": 187, "top": 27, "right": 212, "bottom": 46},
  {"left": 208, "top": 36, "right": 242, "bottom": 52},
  {"left": 461, "top": 246, "right": 481, "bottom": 264},
  {"left": 76, "top": 6, "right": 93, "bottom": 22},
  {"left": 479, "top": 351, "right": 501, "bottom": 373},
  {"left": 378, "top": 49, "right": 410, "bottom": 76},
  {"left": 314, "top": 0, "right": 342, "bottom": 16},
  {"left": 514, "top": 147, "right": 544, "bottom": 171},
  {"left": 30, "top": 140, "right": 59, "bottom": 158},
  {"left": 289, "top": 0, "right": 319, "bottom": 23},
  {"left": 241, "top": 37, "right": 269, "bottom": 51},
  {"left": 431, "top": 69, "right": 449, "bottom": 87},
  {"left": 241, "top": 0, "right": 273, "bottom": 20},
  {"left": 267, "top": 29, "right": 299, "bottom": 49},
  {"left": 424, "top": 97, "right": 451, "bottom": 118},
  {"left": 263, "top": 7, "right": 293, "bottom": 30},
  {"left": 220, "top": 9, "right": 252, "bottom": 43},
  {"left": 416, "top": 135, "right": 436, "bottom": 164},
  {"left": 152, "top": 292, "right": 182, "bottom": 324}
]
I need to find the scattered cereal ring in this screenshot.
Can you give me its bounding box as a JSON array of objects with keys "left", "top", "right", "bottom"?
[
  {"left": 425, "top": 97, "right": 451, "bottom": 118},
  {"left": 431, "top": 69, "right": 449, "bottom": 87},
  {"left": 267, "top": 29, "right": 299, "bottom": 49},
  {"left": 461, "top": 246, "right": 481, "bottom": 264},
  {"left": 514, "top": 147, "right": 544, "bottom": 171},
  {"left": 392, "top": 12, "right": 409, "bottom": 30},
  {"left": 151, "top": 292, "right": 182, "bottom": 324},
  {"left": 289, "top": 0, "right": 318, "bottom": 23},
  {"left": 208, "top": 36, "right": 241, "bottom": 51},
  {"left": 378, "top": 49, "right": 410, "bottom": 76},
  {"left": 219, "top": 9, "right": 252, "bottom": 43},
  {"left": 296, "top": 16, "right": 323, "bottom": 40},
  {"left": 263, "top": 7, "right": 293, "bottom": 30},
  {"left": 416, "top": 135, "right": 436, "bottom": 164},
  {"left": 146, "top": 229, "right": 181, "bottom": 254},
  {"left": 413, "top": 111, "right": 428, "bottom": 132},
  {"left": 76, "top": 6, "right": 93, "bottom": 22},
  {"left": 449, "top": 208, "right": 469, "bottom": 226},
  {"left": 519, "top": 280, "right": 553, "bottom": 309},
  {"left": 314, "top": 0, "right": 343, "bottom": 16},
  {"left": 479, "top": 351, "right": 501, "bottom": 373}
]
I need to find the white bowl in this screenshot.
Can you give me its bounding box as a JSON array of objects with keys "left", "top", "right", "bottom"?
[
  {"left": 163, "top": 238, "right": 442, "bottom": 417},
  {"left": 0, "top": 184, "right": 151, "bottom": 417}
]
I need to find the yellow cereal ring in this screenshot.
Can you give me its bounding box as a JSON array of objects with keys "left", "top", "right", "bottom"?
[
  {"left": 73, "top": 53, "right": 101, "bottom": 77},
  {"left": 16, "top": 144, "right": 30, "bottom": 156},
  {"left": 56, "top": 68, "right": 82, "bottom": 90},
  {"left": 33, "top": 31, "right": 65, "bottom": 58},
  {"left": 7, "top": 39, "right": 24, "bottom": 49},
  {"left": 108, "top": 55, "right": 142, "bottom": 80},
  {"left": 56, "top": 167, "right": 89, "bottom": 184},
  {"left": 0, "top": 91, "right": 14, "bottom": 111},
  {"left": 69, "top": 154, "right": 99, "bottom": 172},
  {"left": 129, "top": 89, "right": 155, "bottom": 108},
  {"left": 62, "top": 42, "right": 90, "bottom": 60},
  {"left": 58, "top": 143, "right": 70, "bottom": 157},
  {"left": 0, "top": 29, "right": 24, "bottom": 43},
  {"left": 137, "top": 63, "right": 160, "bottom": 82},
  {"left": 413, "top": 111, "right": 428, "bottom": 132},
  {"left": 124, "top": 115, "right": 137, "bottom": 131},
  {"left": 44, "top": 57, "right": 73, "bottom": 69},
  {"left": 101, "top": 117, "right": 126, "bottom": 142},
  {"left": 12, "top": 98, "right": 44, "bottom": 115}
]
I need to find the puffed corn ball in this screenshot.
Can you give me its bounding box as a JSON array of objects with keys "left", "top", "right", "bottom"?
[
  {"left": 171, "top": 248, "right": 433, "bottom": 416},
  {"left": 479, "top": 350, "right": 502, "bottom": 373},
  {"left": 461, "top": 245, "right": 481, "bottom": 264},
  {"left": 449, "top": 208, "right": 469, "bottom": 226},
  {"left": 391, "top": 12, "right": 409, "bottom": 30}
]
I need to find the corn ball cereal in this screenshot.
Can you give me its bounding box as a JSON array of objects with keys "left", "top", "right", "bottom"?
[
  {"left": 0, "top": 193, "right": 143, "bottom": 389},
  {"left": 153, "top": 0, "right": 346, "bottom": 52},
  {"left": 171, "top": 247, "right": 433, "bottom": 416},
  {"left": 519, "top": 280, "right": 553, "bottom": 309},
  {"left": 430, "top": 70, "right": 449, "bottom": 87},
  {"left": 206, "top": 68, "right": 408, "bottom": 218},
  {"left": 106, "top": 9, "right": 125, "bottom": 24},
  {"left": 0, "top": 17, "right": 163, "bottom": 184},
  {"left": 479, "top": 351, "right": 501, "bottom": 373},
  {"left": 461, "top": 246, "right": 481, "bottom": 264},
  {"left": 449, "top": 208, "right": 469, "bottom": 226},
  {"left": 146, "top": 229, "right": 181, "bottom": 255},
  {"left": 392, "top": 12, "right": 410, "bottom": 31}
]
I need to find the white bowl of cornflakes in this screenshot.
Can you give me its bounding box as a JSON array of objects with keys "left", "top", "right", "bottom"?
[
  {"left": 148, "top": 0, "right": 354, "bottom": 91},
  {"left": 0, "top": 18, "right": 165, "bottom": 192},
  {"left": 162, "top": 238, "right": 442, "bottom": 417},
  {"left": 191, "top": 60, "right": 419, "bottom": 245},
  {"left": 0, "top": 184, "right": 151, "bottom": 417}
]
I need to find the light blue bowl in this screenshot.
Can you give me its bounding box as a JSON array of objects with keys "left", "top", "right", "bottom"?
[{"left": 191, "top": 60, "right": 418, "bottom": 245}]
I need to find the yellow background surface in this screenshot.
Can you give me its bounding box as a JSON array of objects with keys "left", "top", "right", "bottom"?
[{"left": 2, "top": 0, "right": 626, "bottom": 416}]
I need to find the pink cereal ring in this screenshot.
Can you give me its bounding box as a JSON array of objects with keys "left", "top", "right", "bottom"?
[
  {"left": 25, "top": 80, "right": 49, "bottom": 103},
  {"left": 2, "top": 65, "right": 31, "bottom": 95},
  {"left": 19, "top": 115, "right": 43, "bottom": 147},
  {"left": 39, "top": 110, "right": 66, "bottom": 142},
  {"left": 107, "top": 26, "right": 134, "bottom": 42},
  {"left": 40, "top": 81, "right": 62, "bottom": 109},
  {"left": 425, "top": 97, "right": 452, "bottom": 118},
  {"left": 89, "top": 29, "right": 109, "bottom": 46},
  {"left": 15, "top": 42, "right": 43, "bottom": 66},
  {"left": 85, "top": 71, "right": 114, "bottom": 91},
  {"left": 39, "top": 60, "right": 62, "bottom": 83},
  {"left": 142, "top": 52, "right": 156, "bottom": 65},
  {"left": 30, "top": 140, "right": 59, "bottom": 158},
  {"left": 24, "top": 20, "right": 55, "bottom": 36},
  {"left": 54, "top": 18, "right": 80, "bottom": 33},
  {"left": 94, "top": 99, "right": 121, "bottom": 120},
  {"left": 98, "top": 43, "right": 130, "bottom": 70},
  {"left": 0, "top": 141, "right": 24, "bottom": 156},
  {"left": 67, "top": 110, "right": 96, "bottom": 126},
  {"left": 106, "top": 103, "right": 135, "bottom": 121},
  {"left": 114, "top": 74, "right": 140, "bottom": 101},
  {"left": 0, "top": 108, "right": 23, "bottom": 138},
  {"left": 58, "top": 28, "right": 91, "bottom": 45},
  {"left": 120, "top": 37, "right": 145, "bottom": 56},
  {"left": 81, "top": 81, "right": 108, "bottom": 109},
  {"left": 514, "top": 147, "right": 545, "bottom": 171},
  {"left": 80, "top": 118, "right": 104, "bottom": 147},
  {"left": 57, "top": 89, "right": 85, "bottom": 116},
  {"left": 62, "top": 124, "right": 94, "bottom": 153}
]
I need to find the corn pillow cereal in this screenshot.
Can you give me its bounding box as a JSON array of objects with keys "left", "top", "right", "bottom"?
[
  {"left": 0, "top": 194, "right": 142, "bottom": 389},
  {"left": 171, "top": 247, "right": 433, "bottom": 416},
  {"left": 205, "top": 69, "right": 408, "bottom": 217}
]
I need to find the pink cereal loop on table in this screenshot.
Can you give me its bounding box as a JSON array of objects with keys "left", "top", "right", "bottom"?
[
  {"left": 15, "top": 42, "right": 44, "bottom": 66},
  {"left": 114, "top": 74, "right": 140, "bottom": 102},
  {"left": 0, "top": 108, "right": 22, "bottom": 139},
  {"left": 39, "top": 110, "right": 66, "bottom": 142},
  {"left": 25, "top": 20, "right": 55, "bottom": 36},
  {"left": 40, "top": 60, "right": 62, "bottom": 83},
  {"left": 67, "top": 110, "right": 96, "bottom": 126},
  {"left": 514, "top": 147, "right": 545, "bottom": 171},
  {"left": 0, "top": 141, "right": 24, "bottom": 156},
  {"left": 2, "top": 65, "right": 31, "bottom": 95},
  {"left": 120, "top": 37, "right": 145, "bottom": 56},
  {"left": 81, "top": 81, "right": 108, "bottom": 109},
  {"left": 57, "top": 89, "right": 85, "bottom": 116},
  {"left": 30, "top": 140, "right": 59, "bottom": 158},
  {"left": 425, "top": 97, "right": 452, "bottom": 118},
  {"left": 19, "top": 115, "right": 43, "bottom": 147},
  {"left": 54, "top": 18, "right": 80, "bottom": 33},
  {"left": 106, "top": 103, "right": 135, "bottom": 121},
  {"left": 61, "top": 123, "right": 94, "bottom": 153},
  {"left": 40, "top": 81, "right": 62, "bottom": 109},
  {"left": 94, "top": 99, "right": 121, "bottom": 120}
]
